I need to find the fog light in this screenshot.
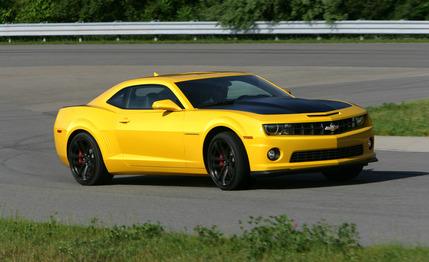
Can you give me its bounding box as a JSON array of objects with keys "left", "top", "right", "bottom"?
[
  {"left": 267, "top": 148, "right": 280, "bottom": 161},
  {"left": 368, "top": 137, "right": 374, "bottom": 150}
]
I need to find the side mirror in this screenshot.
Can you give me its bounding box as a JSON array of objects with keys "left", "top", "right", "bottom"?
[{"left": 152, "top": 99, "right": 182, "bottom": 112}]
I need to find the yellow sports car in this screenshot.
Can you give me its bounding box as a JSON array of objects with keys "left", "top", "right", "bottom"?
[{"left": 54, "top": 72, "right": 377, "bottom": 190}]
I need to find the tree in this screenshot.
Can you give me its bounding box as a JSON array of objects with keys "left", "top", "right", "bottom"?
[
  {"left": 79, "top": 0, "right": 126, "bottom": 22},
  {"left": 0, "top": 0, "right": 14, "bottom": 23},
  {"left": 13, "top": 0, "right": 57, "bottom": 23},
  {"left": 394, "top": 0, "right": 429, "bottom": 20},
  {"left": 1, "top": 0, "right": 428, "bottom": 27}
]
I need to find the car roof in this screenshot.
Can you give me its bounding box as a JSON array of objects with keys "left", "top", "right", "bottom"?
[
  {"left": 87, "top": 71, "right": 255, "bottom": 108},
  {"left": 132, "top": 71, "right": 251, "bottom": 83}
]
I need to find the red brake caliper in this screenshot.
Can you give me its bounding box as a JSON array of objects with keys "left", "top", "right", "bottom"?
[
  {"left": 78, "top": 149, "right": 84, "bottom": 166},
  {"left": 219, "top": 153, "right": 225, "bottom": 168}
]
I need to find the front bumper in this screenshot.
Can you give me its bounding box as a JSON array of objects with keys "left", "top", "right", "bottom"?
[
  {"left": 251, "top": 156, "right": 377, "bottom": 176},
  {"left": 245, "top": 126, "right": 376, "bottom": 174}
]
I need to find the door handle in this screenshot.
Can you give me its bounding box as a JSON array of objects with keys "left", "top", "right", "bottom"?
[{"left": 119, "top": 118, "right": 130, "bottom": 124}]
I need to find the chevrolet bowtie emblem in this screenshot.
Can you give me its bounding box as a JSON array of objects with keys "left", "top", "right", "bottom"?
[{"left": 324, "top": 123, "right": 340, "bottom": 132}]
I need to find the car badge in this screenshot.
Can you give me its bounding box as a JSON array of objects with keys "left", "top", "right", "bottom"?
[{"left": 324, "top": 123, "right": 340, "bottom": 132}]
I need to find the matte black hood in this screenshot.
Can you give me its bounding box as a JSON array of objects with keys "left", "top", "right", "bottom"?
[{"left": 206, "top": 97, "right": 351, "bottom": 115}]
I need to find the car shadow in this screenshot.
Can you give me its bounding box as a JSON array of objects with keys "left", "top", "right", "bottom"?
[
  {"left": 249, "top": 170, "right": 428, "bottom": 190},
  {"left": 111, "top": 169, "right": 428, "bottom": 190},
  {"left": 113, "top": 174, "right": 215, "bottom": 188}
]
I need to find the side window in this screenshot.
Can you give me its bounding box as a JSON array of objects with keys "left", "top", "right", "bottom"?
[
  {"left": 128, "top": 85, "right": 183, "bottom": 109},
  {"left": 107, "top": 88, "right": 129, "bottom": 108}
]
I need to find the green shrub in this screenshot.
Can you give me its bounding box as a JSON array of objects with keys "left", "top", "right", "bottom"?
[{"left": 0, "top": 215, "right": 429, "bottom": 261}]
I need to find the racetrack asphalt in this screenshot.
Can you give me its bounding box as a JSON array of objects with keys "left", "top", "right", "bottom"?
[{"left": 0, "top": 43, "right": 428, "bottom": 245}]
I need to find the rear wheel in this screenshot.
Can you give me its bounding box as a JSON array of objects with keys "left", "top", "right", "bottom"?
[
  {"left": 67, "top": 132, "right": 112, "bottom": 185},
  {"left": 206, "top": 132, "right": 249, "bottom": 190},
  {"left": 322, "top": 165, "right": 363, "bottom": 182}
]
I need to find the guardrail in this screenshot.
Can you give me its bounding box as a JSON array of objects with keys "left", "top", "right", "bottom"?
[{"left": 1, "top": 21, "right": 429, "bottom": 37}]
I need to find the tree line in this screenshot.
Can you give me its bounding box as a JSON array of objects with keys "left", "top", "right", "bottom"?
[{"left": 1, "top": 0, "right": 428, "bottom": 29}]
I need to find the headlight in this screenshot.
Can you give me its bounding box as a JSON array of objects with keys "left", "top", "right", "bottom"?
[
  {"left": 353, "top": 115, "right": 367, "bottom": 127},
  {"left": 263, "top": 124, "right": 292, "bottom": 135}
]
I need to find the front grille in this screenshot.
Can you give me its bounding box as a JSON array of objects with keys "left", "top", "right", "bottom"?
[
  {"left": 290, "top": 145, "right": 364, "bottom": 163},
  {"left": 289, "top": 117, "right": 363, "bottom": 135}
]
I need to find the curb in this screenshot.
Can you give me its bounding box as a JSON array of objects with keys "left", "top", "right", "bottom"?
[{"left": 375, "top": 136, "right": 429, "bottom": 153}]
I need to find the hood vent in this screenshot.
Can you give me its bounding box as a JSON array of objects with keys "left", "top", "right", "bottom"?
[{"left": 307, "top": 112, "right": 340, "bottom": 117}]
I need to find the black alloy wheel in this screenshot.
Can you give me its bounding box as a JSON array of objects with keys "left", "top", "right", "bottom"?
[
  {"left": 68, "top": 132, "right": 112, "bottom": 185},
  {"left": 207, "top": 132, "right": 249, "bottom": 190}
]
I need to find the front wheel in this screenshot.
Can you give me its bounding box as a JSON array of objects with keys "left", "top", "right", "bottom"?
[
  {"left": 206, "top": 132, "right": 250, "bottom": 190},
  {"left": 322, "top": 165, "right": 363, "bottom": 182},
  {"left": 67, "top": 132, "right": 112, "bottom": 185}
]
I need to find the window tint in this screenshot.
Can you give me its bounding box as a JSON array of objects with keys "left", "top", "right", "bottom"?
[
  {"left": 128, "top": 85, "right": 182, "bottom": 109},
  {"left": 176, "top": 75, "right": 289, "bottom": 108},
  {"left": 107, "top": 88, "right": 128, "bottom": 108}
]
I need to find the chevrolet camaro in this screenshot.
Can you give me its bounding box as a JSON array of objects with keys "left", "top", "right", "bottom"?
[{"left": 54, "top": 72, "right": 377, "bottom": 190}]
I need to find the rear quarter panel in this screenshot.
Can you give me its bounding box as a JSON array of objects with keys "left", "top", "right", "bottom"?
[{"left": 53, "top": 105, "right": 124, "bottom": 172}]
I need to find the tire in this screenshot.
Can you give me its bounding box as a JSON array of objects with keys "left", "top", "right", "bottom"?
[
  {"left": 67, "top": 132, "right": 112, "bottom": 185},
  {"left": 206, "top": 131, "right": 250, "bottom": 190},
  {"left": 322, "top": 165, "right": 363, "bottom": 182}
]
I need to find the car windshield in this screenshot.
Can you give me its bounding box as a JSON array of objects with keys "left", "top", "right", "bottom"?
[{"left": 176, "top": 75, "right": 290, "bottom": 108}]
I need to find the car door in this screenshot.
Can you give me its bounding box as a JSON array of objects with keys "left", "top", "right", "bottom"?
[{"left": 113, "top": 84, "right": 187, "bottom": 170}]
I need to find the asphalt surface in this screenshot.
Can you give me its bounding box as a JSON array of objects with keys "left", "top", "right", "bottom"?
[
  {"left": 1, "top": 43, "right": 429, "bottom": 67},
  {"left": 0, "top": 44, "right": 428, "bottom": 245}
]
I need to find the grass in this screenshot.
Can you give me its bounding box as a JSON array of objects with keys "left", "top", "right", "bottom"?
[
  {"left": 0, "top": 215, "right": 428, "bottom": 261},
  {"left": 368, "top": 99, "right": 429, "bottom": 136}
]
